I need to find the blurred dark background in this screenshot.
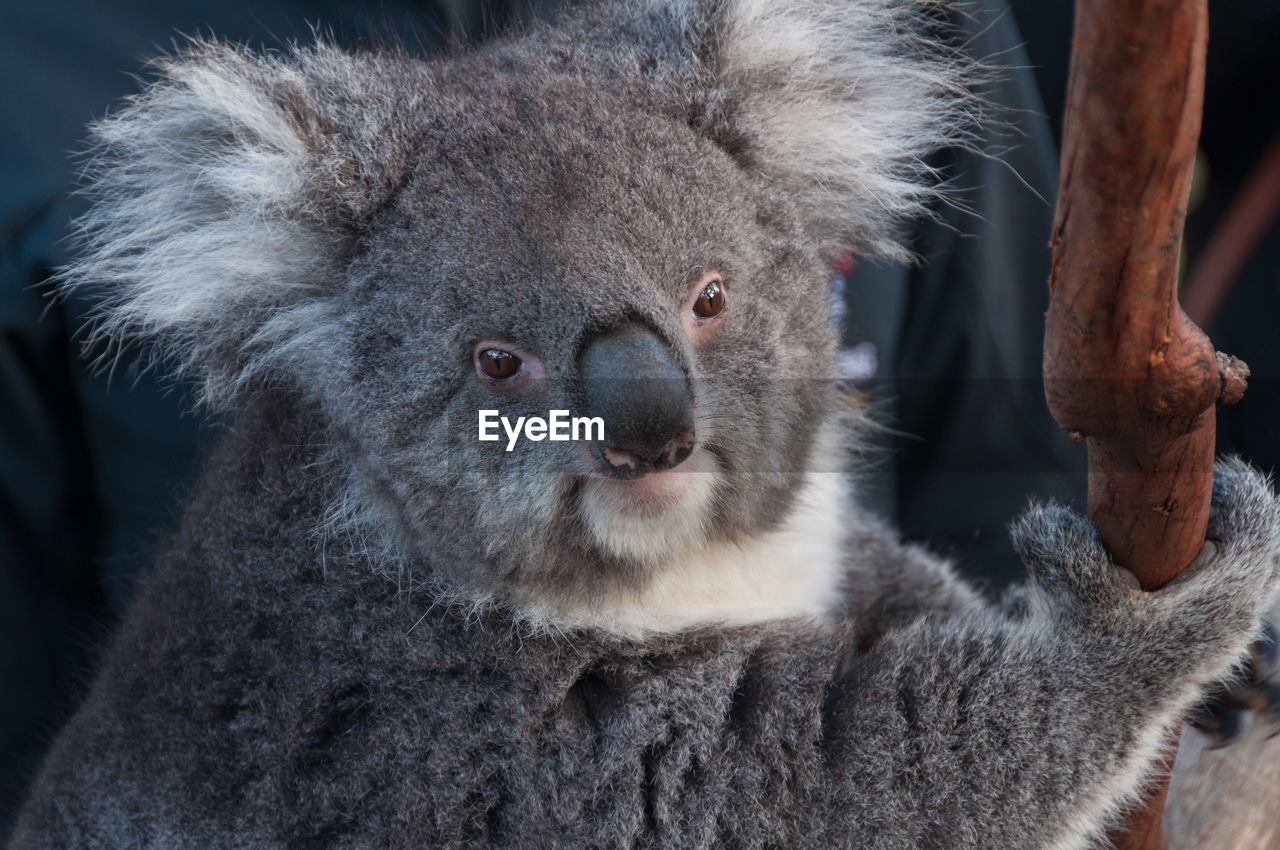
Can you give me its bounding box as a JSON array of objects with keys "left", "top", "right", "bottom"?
[{"left": 2, "top": 0, "right": 1277, "bottom": 837}]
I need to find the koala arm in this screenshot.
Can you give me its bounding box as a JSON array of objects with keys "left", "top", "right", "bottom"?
[
  {"left": 6, "top": 451, "right": 1276, "bottom": 850},
  {"left": 840, "top": 514, "right": 993, "bottom": 632},
  {"left": 819, "top": 460, "right": 1280, "bottom": 849}
]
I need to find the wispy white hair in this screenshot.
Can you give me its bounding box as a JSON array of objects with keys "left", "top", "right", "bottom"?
[
  {"left": 62, "top": 0, "right": 974, "bottom": 406},
  {"left": 618, "top": 0, "right": 977, "bottom": 259},
  {"left": 63, "top": 42, "right": 428, "bottom": 405}
]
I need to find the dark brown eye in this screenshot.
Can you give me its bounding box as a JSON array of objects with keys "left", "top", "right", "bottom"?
[
  {"left": 477, "top": 347, "right": 521, "bottom": 380},
  {"left": 692, "top": 277, "right": 725, "bottom": 319}
]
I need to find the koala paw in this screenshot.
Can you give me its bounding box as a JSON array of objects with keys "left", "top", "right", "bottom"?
[
  {"left": 1008, "top": 500, "right": 1135, "bottom": 607},
  {"left": 1169, "top": 459, "right": 1280, "bottom": 610},
  {"left": 1010, "top": 458, "right": 1280, "bottom": 647},
  {"left": 1207, "top": 457, "right": 1280, "bottom": 558}
]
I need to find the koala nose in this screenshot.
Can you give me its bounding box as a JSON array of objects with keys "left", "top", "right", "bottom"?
[{"left": 578, "top": 324, "right": 696, "bottom": 478}]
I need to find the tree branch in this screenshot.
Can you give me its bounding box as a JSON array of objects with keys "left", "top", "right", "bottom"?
[{"left": 1042, "top": 1, "right": 1243, "bottom": 846}]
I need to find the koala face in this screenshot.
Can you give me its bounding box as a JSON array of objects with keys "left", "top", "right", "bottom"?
[
  {"left": 328, "top": 61, "right": 836, "bottom": 605},
  {"left": 65, "top": 0, "right": 970, "bottom": 624}
]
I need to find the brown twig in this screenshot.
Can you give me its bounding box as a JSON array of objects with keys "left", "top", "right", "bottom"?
[{"left": 1043, "top": 1, "right": 1245, "bottom": 847}]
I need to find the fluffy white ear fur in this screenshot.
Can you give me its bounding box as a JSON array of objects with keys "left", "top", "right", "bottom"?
[
  {"left": 66, "top": 2, "right": 972, "bottom": 404},
  {"left": 720, "top": 1, "right": 973, "bottom": 259},
  {"left": 64, "top": 42, "right": 424, "bottom": 406},
  {"left": 646, "top": 0, "right": 975, "bottom": 260}
]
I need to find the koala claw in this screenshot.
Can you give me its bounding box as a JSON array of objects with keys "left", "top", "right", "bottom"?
[
  {"left": 1111, "top": 564, "right": 1142, "bottom": 593},
  {"left": 1187, "top": 539, "right": 1218, "bottom": 571}
]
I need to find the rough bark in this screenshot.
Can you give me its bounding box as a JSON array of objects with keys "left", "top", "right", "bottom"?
[{"left": 1043, "top": 1, "right": 1247, "bottom": 846}]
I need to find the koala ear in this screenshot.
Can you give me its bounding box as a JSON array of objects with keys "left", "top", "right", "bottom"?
[
  {"left": 65, "top": 41, "right": 425, "bottom": 406},
  {"left": 619, "top": 0, "right": 975, "bottom": 260}
]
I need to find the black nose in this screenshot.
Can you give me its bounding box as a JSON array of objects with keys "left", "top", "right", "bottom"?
[{"left": 578, "top": 324, "right": 696, "bottom": 478}]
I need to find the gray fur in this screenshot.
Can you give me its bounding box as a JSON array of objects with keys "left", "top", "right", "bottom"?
[{"left": 12, "top": 1, "right": 1280, "bottom": 847}]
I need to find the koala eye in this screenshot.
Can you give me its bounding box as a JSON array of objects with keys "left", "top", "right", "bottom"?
[
  {"left": 476, "top": 347, "right": 522, "bottom": 380},
  {"left": 692, "top": 277, "right": 726, "bottom": 319}
]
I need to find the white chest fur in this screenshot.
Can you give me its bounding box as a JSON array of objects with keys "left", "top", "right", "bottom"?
[{"left": 537, "top": 470, "right": 849, "bottom": 637}]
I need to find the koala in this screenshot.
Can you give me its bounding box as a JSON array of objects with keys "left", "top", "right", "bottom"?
[{"left": 10, "top": 0, "right": 1280, "bottom": 847}]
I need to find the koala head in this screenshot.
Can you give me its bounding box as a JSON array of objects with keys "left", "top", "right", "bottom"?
[{"left": 67, "top": 0, "right": 971, "bottom": 625}]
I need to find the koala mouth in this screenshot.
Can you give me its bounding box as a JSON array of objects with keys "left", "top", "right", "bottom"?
[
  {"left": 590, "top": 455, "right": 703, "bottom": 516},
  {"left": 578, "top": 447, "right": 722, "bottom": 564}
]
